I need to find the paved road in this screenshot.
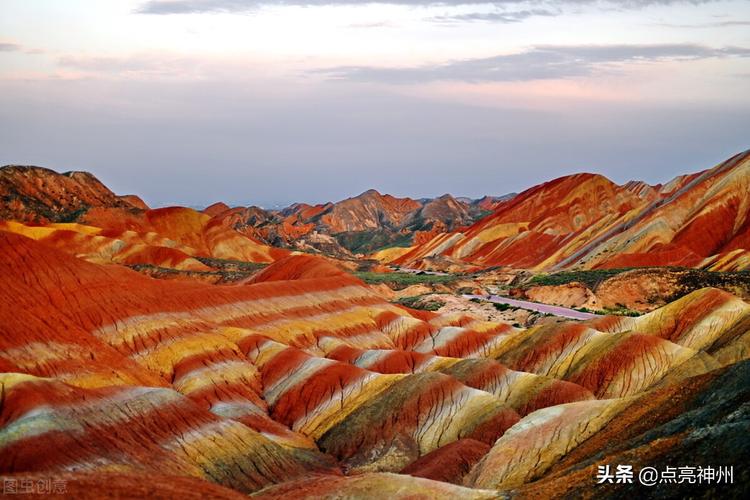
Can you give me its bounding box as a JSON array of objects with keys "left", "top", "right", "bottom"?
[{"left": 463, "top": 294, "right": 598, "bottom": 321}]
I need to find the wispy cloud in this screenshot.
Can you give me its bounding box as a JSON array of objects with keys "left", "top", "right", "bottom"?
[
  {"left": 431, "top": 8, "right": 559, "bottom": 24},
  {"left": 136, "top": 1, "right": 719, "bottom": 15},
  {"left": 346, "top": 20, "right": 397, "bottom": 28},
  {"left": 0, "top": 42, "right": 22, "bottom": 52},
  {"left": 317, "top": 44, "right": 750, "bottom": 83},
  {"left": 658, "top": 19, "right": 750, "bottom": 28}
]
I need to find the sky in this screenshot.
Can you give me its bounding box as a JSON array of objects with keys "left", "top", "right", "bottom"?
[{"left": 1, "top": 1, "right": 749, "bottom": 208}]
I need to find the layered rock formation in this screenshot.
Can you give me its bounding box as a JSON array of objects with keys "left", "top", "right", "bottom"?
[
  {"left": 2, "top": 155, "right": 749, "bottom": 497},
  {"left": 207, "top": 189, "right": 506, "bottom": 257},
  {"left": 0, "top": 166, "right": 288, "bottom": 275},
  {"left": 0, "top": 165, "right": 144, "bottom": 222},
  {"left": 384, "top": 150, "right": 750, "bottom": 272},
  {"left": 1, "top": 230, "right": 748, "bottom": 497}
]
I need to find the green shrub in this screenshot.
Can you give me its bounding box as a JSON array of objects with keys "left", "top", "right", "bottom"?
[
  {"left": 527, "top": 268, "right": 634, "bottom": 289},
  {"left": 395, "top": 295, "right": 445, "bottom": 311},
  {"left": 354, "top": 271, "right": 458, "bottom": 289}
]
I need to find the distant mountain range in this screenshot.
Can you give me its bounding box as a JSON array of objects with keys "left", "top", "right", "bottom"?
[
  {"left": 1, "top": 151, "right": 749, "bottom": 498},
  {"left": 0, "top": 163, "right": 513, "bottom": 259},
  {"left": 2, "top": 149, "right": 749, "bottom": 272},
  {"left": 203, "top": 190, "right": 515, "bottom": 257}
]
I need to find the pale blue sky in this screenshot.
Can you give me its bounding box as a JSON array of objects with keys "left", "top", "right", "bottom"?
[{"left": 1, "top": 1, "right": 749, "bottom": 207}]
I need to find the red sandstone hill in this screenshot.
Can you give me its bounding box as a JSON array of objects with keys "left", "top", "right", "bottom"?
[
  {"left": 0, "top": 164, "right": 508, "bottom": 262},
  {"left": 0, "top": 166, "right": 287, "bottom": 269},
  {"left": 0, "top": 165, "right": 143, "bottom": 223},
  {"left": 384, "top": 150, "right": 750, "bottom": 272},
  {"left": 244, "top": 254, "right": 351, "bottom": 284},
  {"left": 2, "top": 155, "right": 750, "bottom": 497},
  {"left": 1, "top": 230, "right": 749, "bottom": 497}
]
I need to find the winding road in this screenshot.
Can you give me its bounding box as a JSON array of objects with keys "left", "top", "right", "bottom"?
[
  {"left": 394, "top": 267, "right": 598, "bottom": 320},
  {"left": 462, "top": 294, "right": 599, "bottom": 321}
]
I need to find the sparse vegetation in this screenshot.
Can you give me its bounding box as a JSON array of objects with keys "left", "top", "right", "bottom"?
[
  {"left": 602, "top": 307, "right": 642, "bottom": 317},
  {"left": 395, "top": 295, "right": 445, "bottom": 311},
  {"left": 336, "top": 230, "right": 413, "bottom": 254},
  {"left": 671, "top": 269, "right": 750, "bottom": 301},
  {"left": 354, "top": 271, "right": 459, "bottom": 289},
  {"left": 129, "top": 260, "right": 266, "bottom": 283},
  {"left": 527, "top": 268, "right": 635, "bottom": 289},
  {"left": 195, "top": 257, "right": 269, "bottom": 273},
  {"left": 574, "top": 305, "right": 641, "bottom": 317},
  {"left": 527, "top": 267, "right": 750, "bottom": 299}
]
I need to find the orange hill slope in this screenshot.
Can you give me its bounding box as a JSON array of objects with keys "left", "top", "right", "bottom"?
[
  {"left": 0, "top": 220, "right": 211, "bottom": 271},
  {"left": 0, "top": 165, "right": 144, "bottom": 223},
  {"left": 0, "top": 165, "right": 287, "bottom": 266},
  {"left": 2, "top": 231, "right": 750, "bottom": 496},
  {"left": 81, "top": 206, "right": 288, "bottom": 263},
  {"left": 246, "top": 253, "right": 350, "bottom": 283},
  {"left": 386, "top": 150, "right": 750, "bottom": 271}
]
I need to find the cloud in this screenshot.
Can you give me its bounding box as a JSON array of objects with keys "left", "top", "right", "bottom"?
[
  {"left": 317, "top": 44, "right": 750, "bottom": 83},
  {"left": 0, "top": 42, "right": 22, "bottom": 52},
  {"left": 136, "top": 1, "right": 718, "bottom": 15},
  {"left": 659, "top": 19, "right": 750, "bottom": 28},
  {"left": 346, "top": 20, "right": 397, "bottom": 28},
  {"left": 2, "top": 75, "right": 748, "bottom": 208},
  {"left": 431, "top": 8, "right": 559, "bottom": 24}
]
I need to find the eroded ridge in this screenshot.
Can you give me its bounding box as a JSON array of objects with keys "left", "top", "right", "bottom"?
[{"left": 1, "top": 231, "right": 748, "bottom": 497}]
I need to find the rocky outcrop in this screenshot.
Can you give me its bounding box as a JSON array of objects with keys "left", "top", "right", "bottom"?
[
  {"left": 0, "top": 165, "right": 142, "bottom": 222},
  {"left": 524, "top": 281, "right": 600, "bottom": 310}
]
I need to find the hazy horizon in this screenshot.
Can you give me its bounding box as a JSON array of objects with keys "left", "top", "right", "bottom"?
[
  {"left": 4, "top": 150, "right": 747, "bottom": 211},
  {"left": 2, "top": 1, "right": 749, "bottom": 207}
]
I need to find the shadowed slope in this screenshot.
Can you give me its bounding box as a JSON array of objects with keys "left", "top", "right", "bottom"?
[
  {"left": 400, "top": 439, "right": 491, "bottom": 484},
  {"left": 507, "top": 359, "right": 750, "bottom": 498},
  {"left": 0, "top": 165, "right": 141, "bottom": 223}
]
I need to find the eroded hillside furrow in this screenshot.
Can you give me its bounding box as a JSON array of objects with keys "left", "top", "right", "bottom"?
[{"left": 1, "top": 227, "right": 749, "bottom": 497}]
